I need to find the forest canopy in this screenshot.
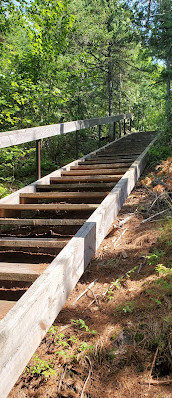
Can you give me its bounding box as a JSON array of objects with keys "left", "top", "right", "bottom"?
[{"left": 0, "top": 0, "right": 171, "bottom": 193}]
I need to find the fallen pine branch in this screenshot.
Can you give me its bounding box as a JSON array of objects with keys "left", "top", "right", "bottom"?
[
  {"left": 113, "top": 228, "right": 127, "bottom": 247},
  {"left": 141, "top": 209, "right": 169, "bottom": 224},
  {"left": 149, "top": 347, "right": 159, "bottom": 389},
  {"left": 72, "top": 279, "right": 98, "bottom": 305},
  {"left": 80, "top": 356, "right": 92, "bottom": 398},
  {"left": 141, "top": 379, "right": 172, "bottom": 385}
]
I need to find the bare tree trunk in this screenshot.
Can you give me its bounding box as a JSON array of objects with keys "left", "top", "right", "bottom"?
[
  {"left": 108, "top": 46, "right": 113, "bottom": 117},
  {"left": 118, "top": 72, "right": 122, "bottom": 135},
  {"left": 166, "top": 57, "right": 171, "bottom": 127},
  {"left": 107, "top": 43, "right": 113, "bottom": 138}
]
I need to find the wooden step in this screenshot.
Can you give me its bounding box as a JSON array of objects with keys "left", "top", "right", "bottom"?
[
  {"left": 0, "top": 300, "right": 16, "bottom": 320},
  {"left": 0, "top": 218, "right": 85, "bottom": 227},
  {"left": 19, "top": 192, "right": 107, "bottom": 204},
  {"left": 90, "top": 156, "right": 135, "bottom": 161},
  {"left": 78, "top": 159, "right": 134, "bottom": 165},
  {"left": 0, "top": 237, "right": 69, "bottom": 249},
  {"left": 0, "top": 262, "right": 48, "bottom": 281},
  {"left": 70, "top": 163, "right": 131, "bottom": 170},
  {"left": 50, "top": 175, "right": 122, "bottom": 183},
  {"left": 96, "top": 153, "right": 140, "bottom": 157},
  {"left": 0, "top": 203, "right": 99, "bottom": 217},
  {"left": 36, "top": 182, "right": 116, "bottom": 191},
  {"left": 61, "top": 169, "right": 126, "bottom": 176}
]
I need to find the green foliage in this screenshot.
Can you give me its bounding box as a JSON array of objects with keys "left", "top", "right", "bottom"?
[
  {"left": 155, "top": 264, "right": 172, "bottom": 276},
  {"left": 78, "top": 342, "right": 94, "bottom": 352},
  {"left": 0, "top": 0, "right": 169, "bottom": 194},
  {"left": 26, "top": 355, "right": 56, "bottom": 378},
  {"left": 106, "top": 266, "right": 137, "bottom": 300},
  {"left": 117, "top": 301, "right": 135, "bottom": 314},
  {"left": 145, "top": 250, "right": 164, "bottom": 266},
  {"left": 71, "top": 318, "right": 97, "bottom": 335}
]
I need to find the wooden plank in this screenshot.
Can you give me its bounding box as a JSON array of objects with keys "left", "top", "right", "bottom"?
[
  {"left": 0, "top": 203, "right": 99, "bottom": 212},
  {"left": 0, "top": 134, "right": 158, "bottom": 398},
  {"left": 0, "top": 203, "right": 98, "bottom": 218},
  {"left": 19, "top": 192, "right": 107, "bottom": 204},
  {"left": 70, "top": 163, "right": 131, "bottom": 169},
  {"left": 61, "top": 169, "right": 126, "bottom": 176},
  {"left": 0, "top": 301, "right": 16, "bottom": 321},
  {"left": 96, "top": 152, "right": 140, "bottom": 157},
  {"left": 50, "top": 175, "right": 122, "bottom": 183},
  {"left": 79, "top": 158, "right": 134, "bottom": 164},
  {"left": 0, "top": 238, "right": 69, "bottom": 249},
  {"left": 92, "top": 155, "right": 136, "bottom": 160},
  {"left": 0, "top": 263, "right": 48, "bottom": 281},
  {"left": 36, "top": 182, "right": 116, "bottom": 191},
  {"left": 0, "top": 113, "right": 132, "bottom": 149},
  {"left": 0, "top": 218, "right": 85, "bottom": 226}
]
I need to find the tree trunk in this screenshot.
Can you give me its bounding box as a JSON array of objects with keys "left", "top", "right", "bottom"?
[
  {"left": 166, "top": 57, "right": 171, "bottom": 127},
  {"left": 108, "top": 46, "right": 113, "bottom": 117}
]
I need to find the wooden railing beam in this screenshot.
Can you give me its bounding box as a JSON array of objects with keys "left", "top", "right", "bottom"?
[{"left": 0, "top": 113, "right": 132, "bottom": 149}]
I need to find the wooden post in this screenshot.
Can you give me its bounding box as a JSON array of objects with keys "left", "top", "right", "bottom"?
[
  {"left": 124, "top": 119, "right": 126, "bottom": 135},
  {"left": 119, "top": 121, "right": 121, "bottom": 137},
  {"left": 75, "top": 131, "right": 79, "bottom": 159},
  {"left": 113, "top": 122, "right": 116, "bottom": 141},
  {"left": 36, "top": 139, "right": 41, "bottom": 180},
  {"left": 129, "top": 117, "right": 132, "bottom": 133},
  {"left": 98, "top": 125, "right": 101, "bottom": 148}
]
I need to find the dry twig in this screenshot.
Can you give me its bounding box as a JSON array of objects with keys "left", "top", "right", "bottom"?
[
  {"left": 141, "top": 379, "right": 172, "bottom": 385},
  {"left": 141, "top": 209, "right": 169, "bottom": 224},
  {"left": 149, "top": 347, "right": 159, "bottom": 389},
  {"left": 113, "top": 228, "right": 127, "bottom": 247},
  {"left": 58, "top": 365, "right": 67, "bottom": 395},
  {"left": 72, "top": 279, "right": 98, "bottom": 305},
  {"left": 80, "top": 356, "right": 92, "bottom": 398}
]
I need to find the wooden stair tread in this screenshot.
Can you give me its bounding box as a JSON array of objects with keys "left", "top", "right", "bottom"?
[
  {"left": 0, "top": 300, "right": 16, "bottom": 320},
  {"left": 0, "top": 262, "right": 48, "bottom": 281},
  {"left": 0, "top": 238, "right": 69, "bottom": 248},
  {"left": 50, "top": 175, "right": 122, "bottom": 183},
  {"left": 20, "top": 192, "right": 107, "bottom": 199},
  {"left": 0, "top": 203, "right": 99, "bottom": 211},
  {"left": 36, "top": 182, "right": 116, "bottom": 191},
  {"left": 78, "top": 159, "right": 134, "bottom": 164},
  {"left": 70, "top": 163, "right": 131, "bottom": 169},
  {"left": 61, "top": 169, "right": 126, "bottom": 176},
  {"left": 0, "top": 218, "right": 85, "bottom": 226}
]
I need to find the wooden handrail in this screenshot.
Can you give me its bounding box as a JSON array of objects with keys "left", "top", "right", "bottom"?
[{"left": 0, "top": 113, "right": 132, "bottom": 149}]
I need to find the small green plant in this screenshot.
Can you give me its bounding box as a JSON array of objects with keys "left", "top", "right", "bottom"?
[
  {"left": 48, "top": 325, "right": 58, "bottom": 336},
  {"left": 107, "top": 288, "right": 114, "bottom": 300},
  {"left": 71, "top": 319, "right": 97, "bottom": 335},
  {"left": 112, "top": 277, "right": 122, "bottom": 290},
  {"left": 78, "top": 342, "right": 94, "bottom": 352},
  {"left": 117, "top": 301, "right": 135, "bottom": 314},
  {"left": 145, "top": 249, "right": 164, "bottom": 266},
  {"left": 154, "top": 298, "right": 162, "bottom": 306},
  {"left": 55, "top": 333, "right": 72, "bottom": 349},
  {"left": 155, "top": 264, "right": 172, "bottom": 275},
  {"left": 26, "top": 355, "right": 56, "bottom": 378}
]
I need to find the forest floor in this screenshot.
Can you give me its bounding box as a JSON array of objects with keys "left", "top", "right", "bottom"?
[{"left": 9, "top": 157, "right": 172, "bottom": 398}]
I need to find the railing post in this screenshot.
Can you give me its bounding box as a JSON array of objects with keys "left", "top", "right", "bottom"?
[
  {"left": 36, "top": 139, "right": 41, "bottom": 180},
  {"left": 75, "top": 130, "right": 79, "bottom": 159},
  {"left": 98, "top": 125, "right": 101, "bottom": 148},
  {"left": 113, "top": 122, "right": 116, "bottom": 141},
  {"left": 129, "top": 117, "right": 132, "bottom": 133},
  {"left": 124, "top": 118, "right": 126, "bottom": 135},
  {"left": 119, "top": 121, "right": 121, "bottom": 137}
]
